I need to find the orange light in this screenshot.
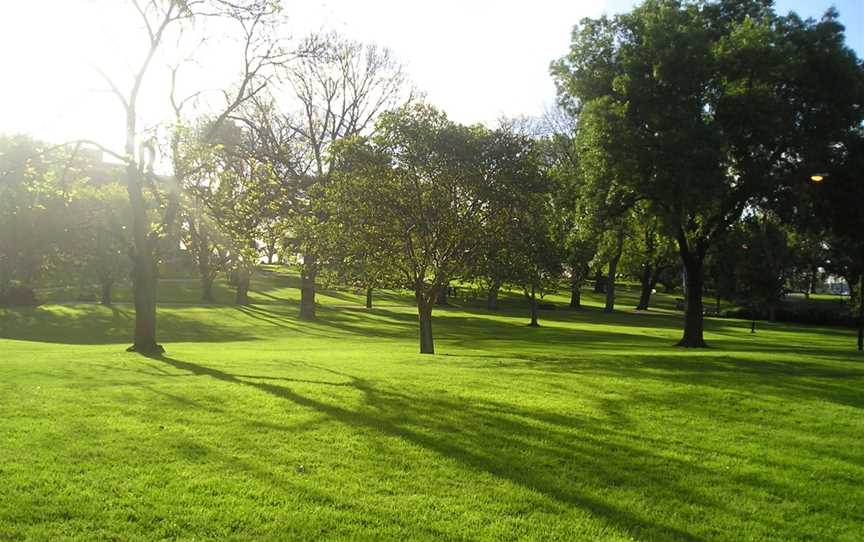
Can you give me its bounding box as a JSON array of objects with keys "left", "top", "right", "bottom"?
[{"left": 810, "top": 174, "right": 826, "bottom": 183}]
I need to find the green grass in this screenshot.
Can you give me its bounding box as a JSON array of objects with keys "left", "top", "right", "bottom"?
[{"left": 1, "top": 270, "right": 863, "bottom": 541}]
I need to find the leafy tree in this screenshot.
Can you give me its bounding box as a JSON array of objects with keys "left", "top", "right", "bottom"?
[
  {"left": 515, "top": 106, "right": 592, "bottom": 311},
  {"left": 705, "top": 230, "right": 739, "bottom": 312},
  {"left": 472, "top": 125, "right": 555, "bottom": 316},
  {"left": 192, "top": 123, "right": 280, "bottom": 306},
  {"left": 482, "top": 127, "right": 561, "bottom": 324},
  {"left": 0, "top": 135, "right": 68, "bottom": 303},
  {"left": 562, "top": 229, "right": 597, "bottom": 309},
  {"left": 621, "top": 206, "right": 678, "bottom": 311},
  {"left": 552, "top": 176, "right": 598, "bottom": 310},
  {"left": 553, "top": 0, "right": 864, "bottom": 346},
  {"left": 734, "top": 215, "right": 794, "bottom": 325},
  {"left": 64, "top": 183, "right": 131, "bottom": 305},
  {"left": 318, "top": 206, "right": 398, "bottom": 310},
  {"left": 172, "top": 121, "right": 235, "bottom": 303},
  {"left": 473, "top": 219, "right": 514, "bottom": 311},
  {"left": 810, "top": 132, "right": 864, "bottom": 350},
  {"left": 327, "top": 104, "right": 500, "bottom": 354},
  {"left": 509, "top": 208, "right": 564, "bottom": 327},
  {"left": 240, "top": 32, "right": 411, "bottom": 321},
  {"left": 574, "top": 97, "right": 639, "bottom": 313}
]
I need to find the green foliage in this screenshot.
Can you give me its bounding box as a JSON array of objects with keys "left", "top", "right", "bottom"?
[
  {"left": 553, "top": 0, "right": 864, "bottom": 343},
  {"left": 708, "top": 213, "right": 795, "bottom": 317},
  {"left": 555, "top": 0, "right": 864, "bottom": 248},
  {"left": 0, "top": 136, "right": 125, "bottom": 298},
  {"left": 734, "top": 215, "right": 795, "bottom": 311},
  {"left": 63, "top": 183, "right": 131, "bottom": 288},
  {"left": 328, "top": 104, "right": 495, "bottom": 294},
  {"left": 817, "top": 132, "right": 864, "bottom": 281},
  {"left": 474, "top": 125, "right": 562, "bottom": 300},
  {"left": 0, "top": 135, "right": 66, "bottom": 291}
]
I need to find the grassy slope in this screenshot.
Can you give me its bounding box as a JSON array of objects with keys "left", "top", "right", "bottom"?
[{"left": 1, "top": 269, "right": 862, "bottom": 541}]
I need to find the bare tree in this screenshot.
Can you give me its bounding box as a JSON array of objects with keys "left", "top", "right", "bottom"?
[
  {"left": 77, "top": 0, "right": 289, "bottom": 353},
  {"left": 238, "top": 32, "right": 413, "bottom": 320}
]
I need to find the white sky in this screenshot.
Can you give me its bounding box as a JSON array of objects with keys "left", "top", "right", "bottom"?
[
  {"left": 0, "top": 0, "right": 856, "bottom": 151},
  {"left": 0, "top": 0, "right": 633, "bottom": 150}
]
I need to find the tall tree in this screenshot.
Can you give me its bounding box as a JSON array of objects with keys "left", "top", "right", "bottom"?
[
  {"left": 532, "top": 106, "right": 597, "bottom": 311},
  {"left": 734, "top": 215, "right": 794, "bottom": 324},
  {"left": 574, "top": 97, "right": 640, "bottom": 313},
  {"left": 65, "top": 183, "right": 132, "bottom": 306},
  {"left": 241, "top": 32, "right": 411, "bottom": 321},
  {"left": 553, "top": 0, "right": 864, "bottom": 346},
  {"left": 328, "top": 104, "right": 501, "bottom": 354},
  {"left": 0, "top": 136, "right": 68, "bottom": 303},
  {"left": 75, "top": 0, "right": 286, "bottom": 353},
  {"left": 622, "top": 206, "right": 678, "bottom": 311},
  {"left": 809, "top": 132, "right": 864, "bottom": 350},
  {"left": 475, "top": 125, "right": 560, "bottom": 323}
]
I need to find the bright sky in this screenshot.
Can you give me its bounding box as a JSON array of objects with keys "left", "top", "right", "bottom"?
[{"left": 0, "top": 0, "right": 861, "bottom": 150}]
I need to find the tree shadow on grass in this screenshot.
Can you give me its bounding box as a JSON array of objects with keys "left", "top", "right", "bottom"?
[
  {"left": 314, "top": 305, "right": 712, "bottom": 357},
  {"left": 146, "top": 353, "right": 718, "bottom": 541},
  {"left": 234, "top": 304, "right": 307, "bottom": 332},
  {"left": 461, "top": 349, "right": 864, "bottom": 412},
  {"left": 0, "top": 305, "right": 257, "bottom": 345},
  {"left": 148, "top": 352, "right": 857, "bottom": 539}
]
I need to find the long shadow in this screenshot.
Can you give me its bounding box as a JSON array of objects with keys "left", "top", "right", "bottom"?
[
  {"left": 250, "top": 290, "right": 296, "bottom": 304},
  {"left": 0, "top": 305, "right": 257, "bottom": 345},
  {"left": 460, "top": 349, "right": 864, "bottom": 411},
  {"left": 234, "top": 304, "right": 301, "bottom": 331},
  {"left": 6, "top": 288, "right": 859, "bottom": 366},
  {"left": 148, "top": 353, "right": 732, "bottom": 541},
  {"left": 142, "top": 352, "right": 862, "bottom": 537}
]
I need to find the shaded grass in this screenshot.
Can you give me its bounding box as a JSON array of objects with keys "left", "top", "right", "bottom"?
[{"left": 1, "top": 280, "right": 863, "bottom": 541}]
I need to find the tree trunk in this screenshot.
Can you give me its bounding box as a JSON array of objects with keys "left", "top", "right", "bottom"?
[
  {"left": 201, "top": 274, "right": 215, "bottom": 303},
  {"left": 858, "top": 275, "right": 863, "bottom": 352},
  {"left": 806, "top": 265, "right": 817, "bottom": 298},
  {"left": 677, "top": 241, "right": 707, "bottom": 348},
  {"left": 128, "top": 243, "right": 161, "bottom": 353},
  {"left": 569, "top": 275, "right": 582, "bottom": 309},
  {"left": 235, "top": 269, "right": 250, "bottom": 306},
  {"left": 605, "top": 232, "right": 624, "bottom": 313},
  {"left": 604, "top": 266, "right": 616, "bottom": 312},
  {"left": 486, "top": 282, "right": 500, "bottom": 310},
  {"left": 267, "top": 246, "right": 276, "bottom": 264},
  {"left": 768, "top": 303, "right": 777, "bottom": 322},
  {"left": 636, "top": 265, "right": 653, "bottom": 311},
  {"left": 125, "top": 93, "right": 164, "bottom": 355},
  {"left": 436, "top": 285, "right": 449, "bottom": 306},
  {"left": 197, "top": 230, "right": 214, "bottom": 302},
  {"left": 365, "top": 287, "right": 373, "bottom": 309},
  {"left": 299, "top": 253, "right": 316, "bottom": 320},
  {"left": 528, "top": 282, "right": 539, "bottom": 327},
  {"left": 417, "top": 293, "right": 435, "bottom": 354},
  {"left": 100, "top": 278, "right": 113, "bottom": 306},
  {"left": 593, "top": 269, "right": 605, "bottom": 293}
]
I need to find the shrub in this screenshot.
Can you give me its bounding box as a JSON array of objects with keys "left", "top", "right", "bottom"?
[{"left": 721, "top": 303, "right": 853, "bottom": 327}]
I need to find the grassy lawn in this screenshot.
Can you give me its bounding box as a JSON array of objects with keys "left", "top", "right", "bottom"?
[{"left": 1, "top": 270, "right": 862, "bottom": 541}]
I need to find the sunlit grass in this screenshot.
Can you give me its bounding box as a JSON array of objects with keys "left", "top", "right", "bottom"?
[{"left": 1, "top": 269, "right": 862, "bottom": 541}]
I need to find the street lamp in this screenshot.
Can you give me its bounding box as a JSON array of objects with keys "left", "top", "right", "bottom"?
[{"left": 810, "top": 173, "right": 828, "bottom": 183}]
